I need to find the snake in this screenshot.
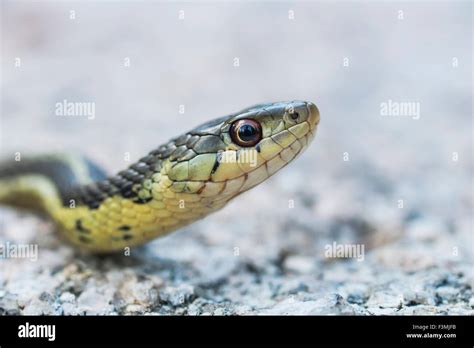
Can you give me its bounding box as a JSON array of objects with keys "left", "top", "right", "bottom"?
[{"left": 0, "top": 101, "right": 320, "bottom": 252}]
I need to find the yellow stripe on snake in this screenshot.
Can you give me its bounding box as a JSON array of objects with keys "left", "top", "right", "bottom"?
[{"left": 0, "top": 101, "right": 319, "bottom": 252}]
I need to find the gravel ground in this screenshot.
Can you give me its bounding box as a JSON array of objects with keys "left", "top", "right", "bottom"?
[{"left": 0, "top": 1, "right": 472, "bottom": 315}]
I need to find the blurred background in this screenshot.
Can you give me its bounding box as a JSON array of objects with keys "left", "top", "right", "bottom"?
[{"left": 0, "top": 1, "right": 472, "bottom": 315}]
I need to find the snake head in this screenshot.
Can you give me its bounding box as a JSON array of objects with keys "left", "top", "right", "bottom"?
[
  {"left": 224, "top": 100, "right": 319, "bottom": 149},
  {"left": 164, "top": 101, "right": 319, "bottom": 200},
  {"left": 214, "top": 100, "right": 319, "bottom": 192}
]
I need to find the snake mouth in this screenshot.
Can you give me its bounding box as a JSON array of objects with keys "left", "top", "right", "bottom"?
[{"left": 306, "top": 102, "right": 320, "bottom": 131}]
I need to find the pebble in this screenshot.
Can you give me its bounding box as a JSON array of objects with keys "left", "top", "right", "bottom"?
[
  {"left": 159, "top": 285, "right": 195, "bottom": 307},
  {"left": 283, "top": 255, "right": 315, "bottom": 274}
]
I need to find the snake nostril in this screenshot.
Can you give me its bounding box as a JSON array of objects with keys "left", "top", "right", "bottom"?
[{"left": 290, "top": 112, "right": 299, "bottom": 120}]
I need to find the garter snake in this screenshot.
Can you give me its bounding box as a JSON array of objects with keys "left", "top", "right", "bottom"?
[{"left": 0, "top": 101, "right": 320, "bottom": 252}]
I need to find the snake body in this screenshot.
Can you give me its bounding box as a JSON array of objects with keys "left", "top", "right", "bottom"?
[{"left": 0, "top": 101, "right": 319, "bottom": 252}]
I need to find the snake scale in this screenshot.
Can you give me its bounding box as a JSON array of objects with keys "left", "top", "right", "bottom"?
[{"left": 0, "top": 101, "right": 319, "bottom": 252}]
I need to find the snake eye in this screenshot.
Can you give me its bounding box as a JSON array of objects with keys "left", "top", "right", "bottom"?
[{"left": 230, "top": 119, "right": 262, "bottom": 147}]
